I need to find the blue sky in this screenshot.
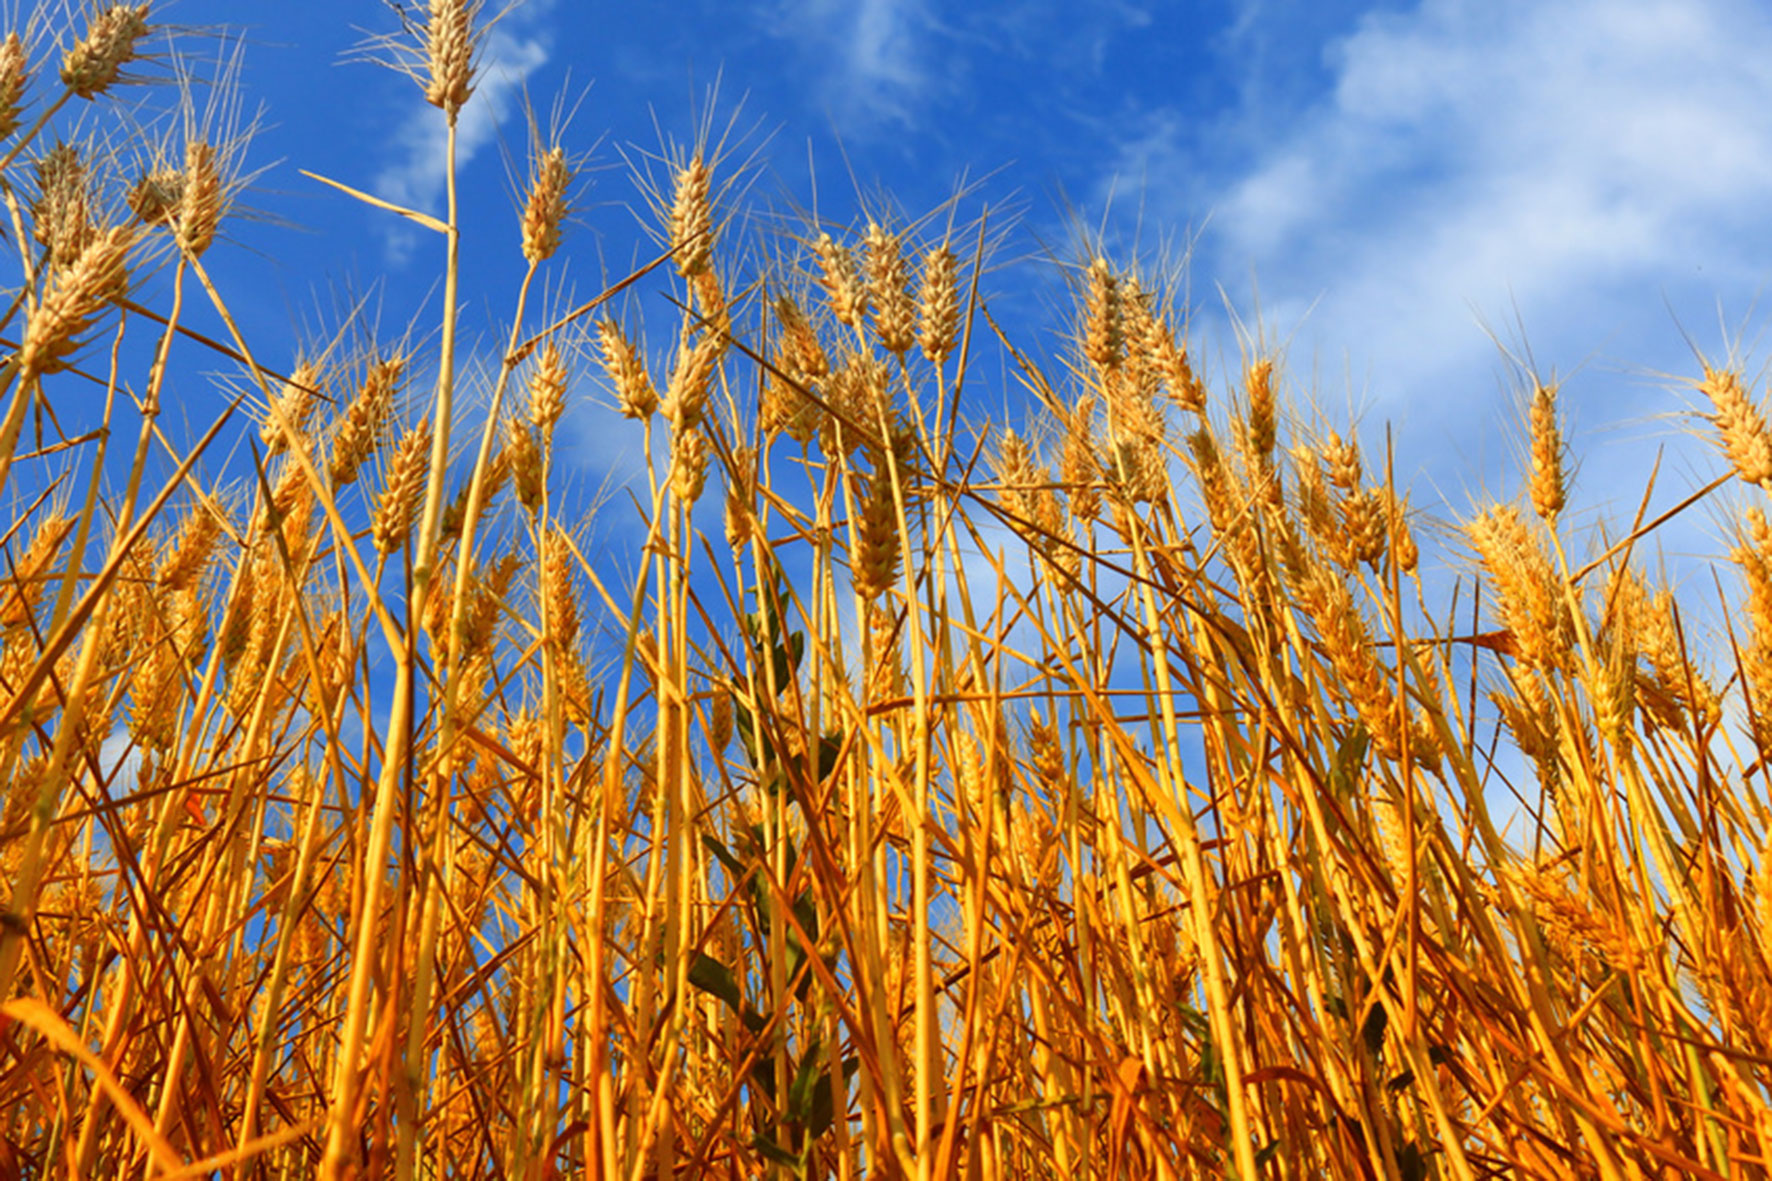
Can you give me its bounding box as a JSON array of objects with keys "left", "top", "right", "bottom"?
[{"left": 145, "top": 0, "right": 1772, "bottom": 569}]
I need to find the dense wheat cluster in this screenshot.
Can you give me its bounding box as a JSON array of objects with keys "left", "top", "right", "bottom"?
[{"left": 2, "top": 5, "right": 1771, "bottom": 1179}]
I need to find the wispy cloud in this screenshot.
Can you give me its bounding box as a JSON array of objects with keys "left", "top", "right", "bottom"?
[
  {"left": 770, "top": 0, "right": 934, "bottom": 130},
  {"left": 1112, "top": 0, "right": 1772, "bottom": 443},
  {"left": 372, "top": 13, "right": 554, "bottom": 260}
]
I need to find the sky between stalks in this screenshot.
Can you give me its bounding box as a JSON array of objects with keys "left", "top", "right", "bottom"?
[{"left": 136, "top": 0, "right": 1772, "bottom": 603}]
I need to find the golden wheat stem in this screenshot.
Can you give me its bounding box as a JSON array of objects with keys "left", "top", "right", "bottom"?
[
  {"left": 322, "top": 111, "right": 466, "bottom": 1181},
  {"left": 1119, "top": 510, "right": 1262, "bottom": 1181},
  {"left": 623, "top": 545, "right": 671, "bottom": 1180},
  {"left": 1418, "top": 687, "right": 1632, "bottom": 1181},
  {"left": 143, "top": 598, "right": 297, "bottom": 1164},
  {"left": 839, "top": 469, "right": 893, "bottom": 1158},
  {"left": 654, "top": 496, "right": 696, "bottom": 1181},
  {"left": 236, "top": 629, "right": 352, "bottom": 1158},
  {"left": 876, "top": 414, "right": 939, "bottom": 1180},
  {"left": 403, "top": 255, "right": 543, "bottom": 1176},
  {"left": 0, "top": 584, "right": 113, "bottom": 1018},
  {"left": 1373, "top": 536, "right": 1483, "bottom": 1181},
  {"left": 843, "top": 527, "right": 902, "bottom": 1164},
  {"left": 392, "top": 109, "right": 485, "bottom": 1181},
  {"left": 25, "top": 379, "right": 119, "bottom": 786},
  {"left": 928, "top": 558, "right": 1008, "bottom": 1179},
  {"left": 6, "top": 303, "right": 203, "bottom": 1134},
  {"left": 75, "top": 570, "right": 244, "bottom": 1171},
  {"left": 568, "top": 513, "right": 665, "bottom": 1179},
  {"left": 319, "top": 626, "right": 417, "bottom": 1177},
  {"left": 411, "top": 144, "right": 464, "bottom": 621}
]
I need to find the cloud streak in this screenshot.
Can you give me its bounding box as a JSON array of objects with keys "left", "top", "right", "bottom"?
[
  {"left": 1114, "top": 0, "right": 1772, "bottom": 438},
  {"left": 769, "top": 0, "right": 933, "bottom": 131},
  {"left": 372, "top": 18, "right": 553, "bottom": 260}
]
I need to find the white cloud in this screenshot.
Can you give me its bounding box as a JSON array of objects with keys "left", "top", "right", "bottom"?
[
  {"left": 772, "top": 0, "right": 932, "bottom": 129},
  {"left": 1113, "top": 0, "right": 1772, "bottom": 455},
  {"left": 1067, "top": 0, "right": 1772, "bottom": 695},
  {"left": 372, "top": 20, "right": 552, "bottom": 260}
]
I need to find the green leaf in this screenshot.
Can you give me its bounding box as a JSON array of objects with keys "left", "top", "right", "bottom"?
[
  {"left": 1198, "top": 1029, "right": 1223, "bottom": 1088},
  {"left": 816, "top": 730, "right": 844, "bottom": 782},
  {"left": 751, "top": 1132, "right": 801, "bottom": 1169},
  {"left": 687, "top": 952, "right": 744, "bottom": 1014},
  {"left": 786, "top": 1035, "right": 824, "bottom": 1123},
  {"left": 788, "top": 893, "right": 822, "bottom": 1001},
  {"left": 702, "top": 833, "right": 747, "bottom": 879},
  {"left": 769, "top": 635, "right": 800, "bottom": 688},
  {"left": 792, "top": 892, "right": 820, "bottom": 946},
  {"left": 808, "top": 1056, "right": 858, "bottom": 1139},
  {"left": 750, "top": 1055, "right": 777, "bottom": 1100},
  {"left": 733, "top": 695, "right": 758, "bottom": 762}
]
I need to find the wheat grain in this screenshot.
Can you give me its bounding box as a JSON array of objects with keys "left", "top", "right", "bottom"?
[
  {"left": 424, "top": 0, "right": 475, "bottom": 117},
  {"left": 692, "top": 268, "right": 730, "bottom": 342},
  {"left": 1081, "top": 256, "right": 1122, "bottom": 377},
  {"left": 126, "top": 167, "right": 183, "bottom": 225},
  {"left": 916, "top": 244, "right": 960, "bottom": 366},
  {"left": 1385, "top": 487, "right": 1418, "bottom": 575},
  {"left": 528, "top": 340, "right": 568, "bottom": 439},
  {"left": 1467, "top": 504, "right": 1571, "bottom": 672},
  {"left": 61, "top": 4, "right": 149, "bottom": 100},
  {"left": 1340, "top": 487, "right": 1388, "bottom": 571},
  {"left": 992, "top": 427, "right": 1036, "bottom": 522},
  {"left": 33, "top": 144, "right": 98, "bottom": 272},
  {"left": 813, "top": 231, "right": 867, "bottom": 329},
  {"left": 1529, "top": 380, "right": 1565, "bottom": 522},
  {"left": 597, "top": 318, "right": 658, "bottom": 421},
  {"left": 723, "top": 444, "right": 756, "bottom": 548},
  {"left": 154, "top": 508, "right": 220, "bottom": 594},
  {"left": 260, "top": 360, "right": 323, "bottom": 456},
  {"left": 328, "top": 354, "right": 404, "bottom": 486},
  {"left": 670, "top": 425, "right": 708, "bottom": 503},
  {"left": 1153, "top": 318, "right": 1206, "bottom": 414},
  {"left": 521, "top": 144, "right": 571, "bottom": 264},
  {"left": 20, "top": 223, "right": 132, "bottom": 376},
  {"left": 1701, "top": 364, "right": 1772, "bottom": 488},
  {"left": 507, "top": 416, "right": 542, "bottom": 514},
  {"left": 374, "top": 418, "right": 431, "bottom": 555},
  {"left": 864, "top": 222, "right": 915, "bottom": 356},
  {"left": 668, "top": 155, "right": 713, "bottom": 278},
  {"left": 1243, "top": 358, "right": 1277, "bottom": 460},
  {"left": 1058, "top": 396, "right": 1102, "bottom": 522},
  {"left": 0, "top": 33, "right": 27, "bottom": 141},
  {"left": 664, "top": 332, "right": 719, "bottom": 429},
  {"left": 541, "top": 527, "right": 580, "bottom": 651},
  {"left": 178, "top": 136, "right": 221, "bottom": 258},
  {"left": 851, "top": 464, "right": 900, "bottom": 603},
  {"left": 774, "top": 293, "right": 829, "bottom": 381},
  {"left": 820, "top": 349, "right": 888, "bottom": 456}
]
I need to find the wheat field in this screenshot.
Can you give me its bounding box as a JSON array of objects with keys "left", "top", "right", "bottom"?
[{"left": 1, "top": 4, "right": 1770, "bottom": 1179}]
